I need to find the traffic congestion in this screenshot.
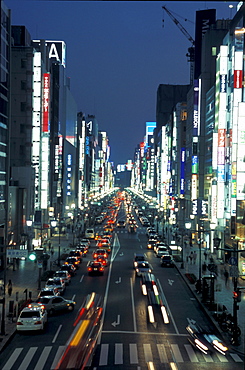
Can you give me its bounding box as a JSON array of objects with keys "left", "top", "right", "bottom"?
[{"left": 0, "top": 189, "right": 243, "bottom": 370}]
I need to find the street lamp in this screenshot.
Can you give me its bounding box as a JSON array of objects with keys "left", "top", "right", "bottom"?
[{"left": 51, "top": 220, "right": 61, "bottom": 266}]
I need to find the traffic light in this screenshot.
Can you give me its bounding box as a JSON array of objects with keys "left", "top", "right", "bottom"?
[
  {"left": 28, "top": 252, "right": 36, "bottom": 261},
  {"left": 233, "top": 290, "right": 241, "bottom": 302}
]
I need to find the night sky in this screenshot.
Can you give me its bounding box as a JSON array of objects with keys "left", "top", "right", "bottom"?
[{"left": 5, "top": 0, "right": 238, "bottom": 166}]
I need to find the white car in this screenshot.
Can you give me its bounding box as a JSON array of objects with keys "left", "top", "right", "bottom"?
[
  {"left": 53, "top": 270, "right": 71, "bottom": 285},
  {"left": 155, "top": 246, "right": 170, "bottom": 258},
  {"left": 17, "top": 305, "right": 48, "bottom": 331},
  {"left": 45, "top": 277, "right": 66, "bottom": 295}
]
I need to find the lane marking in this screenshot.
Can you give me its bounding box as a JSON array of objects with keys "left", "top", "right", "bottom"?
[
  {"left": 52, "top": 324, "right": 62, "bottom": 343},
  {"left": 2, "top": 348, "right": 23, "bottom": 370},
  {"left": 130, "top": 277, "right": 137, "bottom": 332}
]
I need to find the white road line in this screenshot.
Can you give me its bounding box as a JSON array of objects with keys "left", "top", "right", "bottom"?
[
  {"left": 143, "top": 344, "right": 153, "bottom": 362},
  {"left": 130, "top": 277, "right": 137, "bottom": 332},
  {"left": 184, "top": 344, "right": 199, "bottom": 362},
  {"left": 18, "top": 347, "right": 38, "bottom": 370},
  {"left": 157, "top": 278, "right": 179, "bottom": 334},
  {"left": 50, "top": 345, "right": 65, "bottom": 369},
  {"left": 157, "top": 343, "right": 168, "bottom": 363},
  {"left": 2, "top": 348, "right": 23, "bottom": 370},
  {"left": 52, "top": 324, "right": 62, "bottom": 343},
  {"left": 99, "top": 344, "right": 109, "bottom": 366},
  {"left": 216, "top": 352, "right": 228, "bottom": 362},
  {"left": 33, "top": 346, "right": 52, "bottom": 370},
  {"left": 171, "top": 344, "right": 184, "bottom": 362},
  {"left": 202, "top": 353, "right": 214, "bottom": 362},
  {"left": 115, "top": 343, "right": 123, "bottom": 364},
  {"left": 230, "top": 353, "right": 243, "bottom": 362},
  {"left": 80, "top": 274, "right": 84, "bottom": 283},
  {"left": 129, "top": 343, "right": 139, "bottom": 364}
]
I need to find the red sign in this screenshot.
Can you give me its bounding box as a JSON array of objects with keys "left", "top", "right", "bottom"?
[
  {"left": 234, "top": 70, "right": 242, "bottom": 88},
  {"left": 42, "top": 73, "right": 50, "bottom": 132}
]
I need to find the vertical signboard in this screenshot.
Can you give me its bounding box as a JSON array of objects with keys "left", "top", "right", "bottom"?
[{"left": 42, "top": 73, "right": 50, "bottom": 133}]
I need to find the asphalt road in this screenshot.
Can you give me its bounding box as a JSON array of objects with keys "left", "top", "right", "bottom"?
[{"left": 0, "top": 199, "right": 244, "bottom": 370}]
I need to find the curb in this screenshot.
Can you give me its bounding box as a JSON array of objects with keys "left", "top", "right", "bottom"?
[{"left": 175, "top": 263, "right": 245, "bottom": 355}]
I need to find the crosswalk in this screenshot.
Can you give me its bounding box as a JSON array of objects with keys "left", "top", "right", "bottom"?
[{"left": 1, "top": 342, "right": 243, "bottom": 369}]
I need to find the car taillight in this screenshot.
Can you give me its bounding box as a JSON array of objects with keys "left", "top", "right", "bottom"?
[
  {"left": 99, "top": 267, "right": 103, "bottom": 271},
  {"left": 88, "top": 267, "right": 92, "bottom": 271},
  {"left": 34, "top": 320, "right": 42, "bottom": 325},
  {"left": 17, "top": 322, "right": 23, "bottom": 325},
  {"left": 94, "top": 254, "right": 97, "bottom": 258}
]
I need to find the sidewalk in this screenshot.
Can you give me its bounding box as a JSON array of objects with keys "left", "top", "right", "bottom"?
[
  {"left": 0, "top": 231, "right": 72, "bottom": 352},
  {"left": 175, "top": 244, "right": 245, "bottom": 355}
]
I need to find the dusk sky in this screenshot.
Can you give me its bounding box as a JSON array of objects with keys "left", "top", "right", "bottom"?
[{"left": 5, "top": 0, "right": 238, "bottom": 166}]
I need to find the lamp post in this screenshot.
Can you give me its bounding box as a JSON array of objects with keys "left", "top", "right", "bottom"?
[{"left": 51, "top": 220, "right": 61, "bottom": 266}]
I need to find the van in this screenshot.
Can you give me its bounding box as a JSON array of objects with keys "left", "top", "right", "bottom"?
[{"left": 85, "top": 228, "right": 95, "bottom": 239}]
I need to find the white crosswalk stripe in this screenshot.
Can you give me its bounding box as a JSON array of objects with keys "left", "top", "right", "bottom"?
[{"left": 0, "top": 342, "right": 243, "bottom": 369}]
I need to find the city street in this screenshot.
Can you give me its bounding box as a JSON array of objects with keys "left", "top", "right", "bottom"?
[{"left": 0, "top": 199, "right": 244, "bottom": 369}]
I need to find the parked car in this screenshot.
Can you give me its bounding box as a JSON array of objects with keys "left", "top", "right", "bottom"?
[
  {"left": 87, "top": 261, "right": 104, "bottom": 276},
  {"left": 45, "top": 278, "right": 66, "bottom": 295},
  {"left": 53, "top": 270, "right": 71, "bottom": 285},
  {"left": 17, "top": 305, "right": 48, "bottom": 331},
  {"left": 38, "top": 287, "right": 60, "bottom": 298},
  {"left": 160, "top": 255, "right": 175, "bottom": 267},
  {"left": 69, "top": 250, "right": 83, "bottom": 261},
  {"left": 60, "top": 264, "right": 76, "bottom": 276},
  {"left": 35, "top": 296, "right": 76, "bottom": 315},
  {"left": 65, "top": 256, "right": 80, "bottom": 269}
]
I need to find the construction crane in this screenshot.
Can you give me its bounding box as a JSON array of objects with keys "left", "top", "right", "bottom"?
[{"left": 162, "top": 5, "right": 195, "bottom": 84}]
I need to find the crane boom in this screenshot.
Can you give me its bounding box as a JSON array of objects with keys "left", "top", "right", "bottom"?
[{"left": 162, "top": 5, "right": 195, "bottom": 46}]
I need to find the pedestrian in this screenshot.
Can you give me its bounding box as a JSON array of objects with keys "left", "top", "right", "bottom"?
[
  {"left": 193, "top": 251, "right": 197, "bottom": 264},
  {"left": 195, "top": 279, "right": 202, "bottom": 294},
  {"left": 224, "top": 270, "right": 229, "bottom": 286},
  {"left": 202, "top": 261, "right": 207, "bottom": 273},
  {"left": 51, "top": 246, "right": 54, "bottom": 256},
  {"left": 7, "top": 279, "right": 12, "bottom": 296},
  {"left": 204, "top": 250, "right": 208, "bottom": 260},
  {"left": 189, "top": 251, "right": 193, "bottom": 264}
]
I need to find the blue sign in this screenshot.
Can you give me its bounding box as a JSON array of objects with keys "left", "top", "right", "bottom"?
[{"left": 229, "top": 257, "right": 237, "bottom": 266}]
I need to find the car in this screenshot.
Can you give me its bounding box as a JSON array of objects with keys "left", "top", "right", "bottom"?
[
  {"left": 45, "top": 278, "right": 66, "bottom": 295},
  {"left": 95, "top": 256, "right": 108, "bottom": 266},
  {"left": 17, "top": 305, "right": 48, "bottom": 331},
  {"left": 147, "top": 238, "right": 159, "bottom": 250},
  {"left": 133, "top": 253, "right": 148, "bottom": 268},
  {"left": 153, "top": 242, "right": 167, "bottom": 252},
  {"left": 53, "top": 270, "right": 71, "bottom": 285},
  {"left": 155, "top": 247, "right": 169, "bottom": 258},
  {"left": 93, "top": 249, "right": 108, "bottom": 259},
  {"left": 76, "top": 245, "right": 88, "bottom": 256},
  {"left": 65, "top": 256, "right": 80, "bottom": 269},
  {"left": 80, "top": 238, "right": 90, "bottom": 248},
  {"left": 135, "top": 261, "right": 153, "bottom": 277},
  {"left": 85, "top": 228, "right": 95, "bottom": 239},
  {"left": 35, "top": 296, "right": 76, "bottom": 315},
  {"left": 87, "top": 261, "right": 104, "bottom": 275},
  {"left": 69, "top": 250, "right": 83, "bottom": 261},
  {"left": 160, "top": 255, "right": 175, "bottom": 267},
  {"left": 38, "top": 287, "right": 60, "bottom": 298},
  {"left": 140, "top": 273, "right": 158, "bottom": 296},
  {"left": 117, "top": 220, "right": 126, "bottom": 228},
  {"left": 186, "top": 321, "right": 228, "bottom": 355},
  {"left": 60, "top": 264, "right": 76, "bottom": 276}
]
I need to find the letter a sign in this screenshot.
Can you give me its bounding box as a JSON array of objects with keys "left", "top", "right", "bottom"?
[{"left": 49, "top": 43, "right": 60, "bottom": 62}]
